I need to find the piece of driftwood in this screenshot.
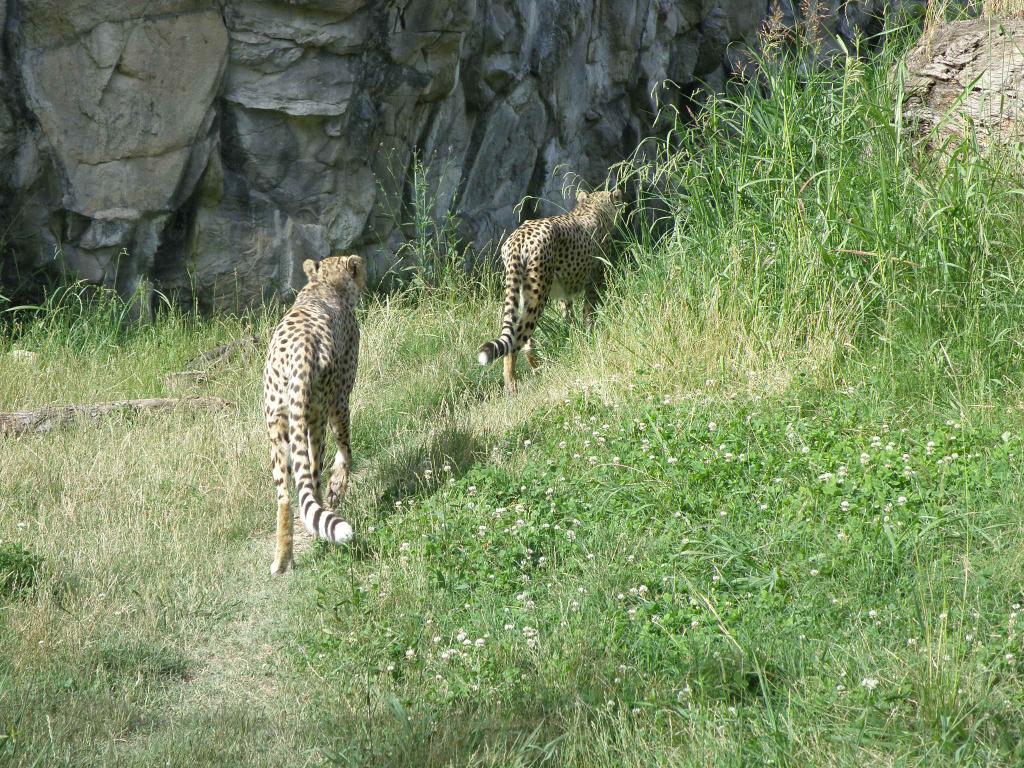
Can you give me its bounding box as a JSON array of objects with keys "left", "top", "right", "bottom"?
[
  {"left": 0, "top": 397, "right": 233, "bottom": 436},
  {"left": 184, "top": 334, "right": 260, "bottom": 370}
]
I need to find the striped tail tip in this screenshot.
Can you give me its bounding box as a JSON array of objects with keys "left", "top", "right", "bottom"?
[
  {"left": 478, "top": 342, "right": 497, "bottom": 366},
  {"left": 329, "top": 520, "right": 354, "bottom": 543}
]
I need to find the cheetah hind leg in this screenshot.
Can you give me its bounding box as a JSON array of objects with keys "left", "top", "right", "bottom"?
[
  {"left": 524, "top": 339, "right": 540, "bottom": 372},
  {"left": 325, "top": 403, "right": 352, "bottom": 514},
  {"left": 268, "top": 414, "right": 294, "bottom": 575},
  {"left": 503, "top": 351, "right": 519, "bottom": 394}
]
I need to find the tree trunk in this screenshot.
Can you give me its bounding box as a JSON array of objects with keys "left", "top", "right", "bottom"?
[{"left": 902, "top": 19, "right": 1024, "bottom": 155}]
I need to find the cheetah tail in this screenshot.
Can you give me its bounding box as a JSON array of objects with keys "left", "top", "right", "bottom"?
[
  {"left": 477, "top": 253, "right": 522, "bottom": 365},
  {"left": 288, "top": 371, "right": 353, "bottom": 545}
]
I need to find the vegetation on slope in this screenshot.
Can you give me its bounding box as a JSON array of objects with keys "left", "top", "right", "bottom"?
[{"left": 3, "top": 28, "right": 1024, "bottom": 767}]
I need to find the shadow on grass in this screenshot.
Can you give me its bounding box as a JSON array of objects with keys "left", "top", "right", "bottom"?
[{"left": 305, "top": 421, "right": 489, "bottom": 566}]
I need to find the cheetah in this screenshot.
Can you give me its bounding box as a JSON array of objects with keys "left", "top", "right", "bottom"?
[
  {"left": 477, "top": 188, "right": 623, "bottom": 392},
  {"left": 263, "top": 254, "right": 366, "bottom": 575}
]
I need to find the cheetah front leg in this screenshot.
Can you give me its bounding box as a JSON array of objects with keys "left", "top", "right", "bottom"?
[
  {"left": 561, "top": 299, "right": 574, "bottom": 324},
  {"left": 325, "top": 401, "right": 352, "bottom": 511},
  {"left": 583, "top": 281, "right": 599, "bottom": 330},
  {"left": 268, "top": 413, "right": 294, "bottom": 575}
]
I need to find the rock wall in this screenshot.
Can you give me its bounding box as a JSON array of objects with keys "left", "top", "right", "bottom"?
[{"left": 0, "top": 0, "right": 902, "bottom": 309}]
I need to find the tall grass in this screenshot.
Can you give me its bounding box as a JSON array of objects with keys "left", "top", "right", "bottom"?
[{"left": 603, "top": 34, "right": 1024, "bottom": 402}]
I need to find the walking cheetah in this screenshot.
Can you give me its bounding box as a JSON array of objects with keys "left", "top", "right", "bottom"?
[
  {"left": 477, "top": 188, "right": 622, "bottom": 392},
  {"left": 263, "top": 254, "right": 366, "bottom": 575}
]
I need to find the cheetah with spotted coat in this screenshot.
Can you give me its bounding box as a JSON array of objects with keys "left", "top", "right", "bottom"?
[
  {"left": 263, "top": 254, "right": 366, "bottom": 575},
  {"left": 477, "top": 189, "right": 622, "bottom": 392}
]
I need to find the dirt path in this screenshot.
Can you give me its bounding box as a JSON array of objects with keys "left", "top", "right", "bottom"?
[{"left": 115, "top": 530, "right": 321, "bottom": 766}]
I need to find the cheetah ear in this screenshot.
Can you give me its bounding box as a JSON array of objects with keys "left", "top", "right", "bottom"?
[
  {"left": 576, "top": 189, "right": 589, "bottom": 204},
  {"left": 302, "top": 259, "right": 319, "bottom": 280},
  {"left": 346, "top": 255, "right": 367, "bottom": 289}
]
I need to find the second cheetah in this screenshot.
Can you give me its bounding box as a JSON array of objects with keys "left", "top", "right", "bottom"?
[
  {"left": 477, "top": 189, "right": 622, "bottom": 392},
  {"left": 263, "top": 254, "right": 366, "bottom": 575}
]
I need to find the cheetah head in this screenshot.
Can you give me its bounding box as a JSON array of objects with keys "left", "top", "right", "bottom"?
[
  {"left": 303, "top": 254, "right": 367, "bottom": 294},
  {"left": 575, "top": 188, "right": 623, "bottom": 223}
]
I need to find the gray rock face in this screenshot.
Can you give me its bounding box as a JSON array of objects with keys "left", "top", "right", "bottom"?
[{"left": 0, "top": 0, "right": 902, "bottom": 309}]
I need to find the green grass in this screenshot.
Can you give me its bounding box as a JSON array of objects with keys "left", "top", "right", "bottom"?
[{"left": 3, "top": 31, "right": 1024, "bottom": 767}]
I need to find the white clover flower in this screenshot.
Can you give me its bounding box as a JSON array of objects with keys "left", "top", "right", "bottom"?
[
  {"left": 840, "top": 500, "right": 850, "bottom": 512},
  {"left": 405, "top": 648, "right": 416, "bottom": 660},
  {"left": 475, "top": 638, "right": 485, "bottom": 648},
  {"left": 861, "top": 678, "right": 879, "bottom": 691}
]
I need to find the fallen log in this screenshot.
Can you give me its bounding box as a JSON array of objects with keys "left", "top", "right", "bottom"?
[{"left": 0, "top": 397, "right": 233, "bottom": 436}]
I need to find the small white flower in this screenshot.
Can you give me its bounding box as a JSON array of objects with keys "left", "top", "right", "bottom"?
[
  {"left": 861, "top": 677, "right": 879, "bottom": 691},
  {"left": 405, "top": 648, "right": 416, "bottom": 660}
]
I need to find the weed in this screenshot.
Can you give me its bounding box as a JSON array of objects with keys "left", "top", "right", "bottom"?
[{"left": 0, "top": 542, "right": 42, "bottom": 601}]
